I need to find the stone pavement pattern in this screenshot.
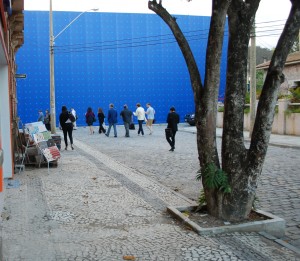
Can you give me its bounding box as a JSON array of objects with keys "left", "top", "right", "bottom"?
[{"left": 1, "top": 125, "right": 300, "bottom": 260}]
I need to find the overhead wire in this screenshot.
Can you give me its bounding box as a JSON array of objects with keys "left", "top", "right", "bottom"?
[{"left": 52, "top": 18, "right": 289, "bottom": 54}]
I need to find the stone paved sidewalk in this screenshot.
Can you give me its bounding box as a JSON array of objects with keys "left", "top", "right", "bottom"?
[{"left": 1, "top": 124, "right": 299, "bottom": 260}]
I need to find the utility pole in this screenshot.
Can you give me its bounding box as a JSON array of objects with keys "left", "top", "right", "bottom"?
[
  {"left": 249, "top": 24, "right": 256, "bottom": 138},
  {"left": 49, "top": 0, "right": 56, "bottom": 134},
  {"left": 49, "top": 2, "right": 98, "bottom": 134},
  {"left": 298, "top": 29, "right": 300, "bottom": 51}
]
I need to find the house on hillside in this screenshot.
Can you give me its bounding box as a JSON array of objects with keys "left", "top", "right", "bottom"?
[{"left": 256, "top": 51, "right": 300, "bottom": 94}]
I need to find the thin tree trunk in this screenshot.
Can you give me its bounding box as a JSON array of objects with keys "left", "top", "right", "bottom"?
[
  {"left": 221, "top": 0, "right": 260, "bottom": 221},
  {"left": 198, "top": 0, "right": 231, "bottom": 218},
  {"left": 247, "top": 1, "right": 300, "bottom": 197}
]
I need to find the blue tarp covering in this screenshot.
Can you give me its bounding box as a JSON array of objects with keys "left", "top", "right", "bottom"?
[{"left": 16, "top": 11, "right": 227, "bottom": 126}]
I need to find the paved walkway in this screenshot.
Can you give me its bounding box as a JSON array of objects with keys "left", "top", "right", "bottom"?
[{"left": 1, "top": 124, "right": 299, "bottom": 260}]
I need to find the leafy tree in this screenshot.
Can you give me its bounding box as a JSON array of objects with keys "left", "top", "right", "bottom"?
[
  {"left": 149, "top": 0, "right": 300, "bottom": 221},
  {"left": 255, "top": 46, "right": 273, "bottom": 65},
  {"left": 256, "top": 70, "right": 264, "bottom": 93}
]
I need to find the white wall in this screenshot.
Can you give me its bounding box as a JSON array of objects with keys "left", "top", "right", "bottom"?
[
  {"left": 216, "top": 103, "right": 300, "bottom": 136},
  {"left": 0, "top": 64, "right": 13, "bottom": 178}
]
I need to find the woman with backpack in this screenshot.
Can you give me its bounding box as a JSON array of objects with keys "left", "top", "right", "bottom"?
[{"left": 59, "top": 105, "right": 75, "bottom": 150}]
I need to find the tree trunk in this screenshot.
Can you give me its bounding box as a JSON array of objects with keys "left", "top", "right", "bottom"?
[
  {"left": 220, "top": 0, "right": 260, "bottom": 221},
  {"left": 197, "top": 0, "right": 231, "bottom": 218},
  {"left": 149, "top": 0, "right": 300, "bottom": 221}
]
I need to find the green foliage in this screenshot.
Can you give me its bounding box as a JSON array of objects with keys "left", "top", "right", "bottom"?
[
  {"left": 245, "top": 92, "right": 250, "bottom": 104},
  {"left": 290, "top": 87, "right": 300, "bottom": 103},
  {"left": 256, "top": 70, "right": 264, "bottom": 90},
  {"left": 196, "top": 169, "right": 202, "bottom": 181},
  {"left": 218, "top": 106, "right": 224, "bottom": 112},
  {"left": 278, "top": 94, "right": 292, "bottom": 100},
  {"left": 244, "top": 107, "right": 250, "bottom": 114},
  {"left": 285, "top": 107, "right": 300, "bottom": 115},
  {"left": 198, "top": 189, "right": 206, "bottom": 205},
  {"left": 201, "top": 163, "right": 231, "bottom": 193},
  {"left": 255, "top": 46, "right": 273, "bottom": 65}
]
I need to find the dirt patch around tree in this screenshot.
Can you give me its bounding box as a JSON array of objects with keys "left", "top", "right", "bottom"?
[{"left": 182, "top": 206, "right": 270, "bottom": 228}]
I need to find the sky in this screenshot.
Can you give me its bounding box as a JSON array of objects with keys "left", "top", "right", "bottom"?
[{"left": 25, "top": 0, "right": 292, "bottom": 49}]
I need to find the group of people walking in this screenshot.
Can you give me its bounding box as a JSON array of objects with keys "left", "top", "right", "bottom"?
[
  {"left": 37, "top": 109, "right": 51, "bottom": 131},
  {"left": 82, "top": 103, "right": 179, "bottom": 152},
  {"left": 84, "top": 103, "right": 156, "bottom": 138},
  {"left": 56, "top": 103, "right": 180, "bottom": 152}
]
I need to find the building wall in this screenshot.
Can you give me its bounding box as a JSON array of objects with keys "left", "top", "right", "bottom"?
[
  {"left": 0, "top": 65, "right": 13, "bottom": 179},
  {"left": 0, "top": 0, "right": 24, "bottom": 213},
  {"left": 217, "top": 103, "right": 300, "bottom": 136},
  {"left": 285, "top": 63, "right": 300, "bottom": 85},
  {"left": 16, "top": 11, "right": 228, "bottom": 126}
]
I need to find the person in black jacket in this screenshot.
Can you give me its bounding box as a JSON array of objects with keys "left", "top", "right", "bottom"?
[
  {"left": 59, "top": 105, "right": 75, "bottom": 150},
  {"left": 120, "top": 104, "right": 133, "bottom": 137},
  {"left": 97, "top": 108, "right": 106, "bottom": 134},
  {"left": 166, "top": 106, "right": 180, "bottom": 152}
]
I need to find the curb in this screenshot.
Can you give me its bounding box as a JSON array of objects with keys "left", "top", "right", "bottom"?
[
  {"left": 179, "top": 129, "right": 300, "bottom": 150},
  {"left": 259, "top": 232, "right": 300, "bottom": 256},
  {"left": 167, "top": 205, "right": 286, "bottom": 238}
]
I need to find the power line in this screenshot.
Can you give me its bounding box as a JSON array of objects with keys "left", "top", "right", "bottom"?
[{"left": 49, "top": 19, "right": 290, "bottom": 54}]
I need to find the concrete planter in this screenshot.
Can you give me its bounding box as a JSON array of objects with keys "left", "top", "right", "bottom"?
[{"left": 167, "top": 205, "right": 285, "bottom": 238}]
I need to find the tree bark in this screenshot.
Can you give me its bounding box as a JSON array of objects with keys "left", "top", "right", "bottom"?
[
  {"left": 198, "top": 0, "right": 231, "bottom": 218},
  {"left": 220, "top": 0, "right": 260, "bottom": 221},
  {"left": 149, "top": 0, "right": 300, "bottom": 221},
  {"left": 247, "top": 0, "right": 300, "bottom": 207},
  {"left": 148, "top": 0, "right": 231, "bottom": 217}
]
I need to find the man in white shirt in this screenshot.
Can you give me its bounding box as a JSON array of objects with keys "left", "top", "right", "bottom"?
[{"left": 133, "top": 103, "right": 146, "bottom": 136}]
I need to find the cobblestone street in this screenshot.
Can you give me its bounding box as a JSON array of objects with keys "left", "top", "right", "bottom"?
[{"left": 1, "top": 124, "right": 299, "bottom": 260}]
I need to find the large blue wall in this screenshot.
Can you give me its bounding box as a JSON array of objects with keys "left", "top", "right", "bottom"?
[{"left": 16, "top": 11, "right": 228, "bottom": 126}]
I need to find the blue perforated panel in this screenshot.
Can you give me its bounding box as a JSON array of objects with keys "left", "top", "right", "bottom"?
[{"left": 16, "top": 11, "right": 227, "bottom": 126}]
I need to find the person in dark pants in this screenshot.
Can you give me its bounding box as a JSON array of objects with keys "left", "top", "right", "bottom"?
[
  {"left": 97, "top": 107, "right": 106, "bottom": 134},
  {"left": 133, "top": 103, "right": 146, "bottom": 136},
  {"left": 166, "top": 106, "right": 180, "bottom": 152},
  {"left": 59, "top": 105, "right": 75, "bottom": 150},
  {"left": 120, "top": 104, "right": 133, "bottom": 137},
  {"left": 44, "top": 109, "right": 51, "bottom": 131},
  {"left": 85, "top": 107, "right": 96, "bottom": 135},
  {"left": 105, "top": 103, "right": 118, "bottom": 137}
]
